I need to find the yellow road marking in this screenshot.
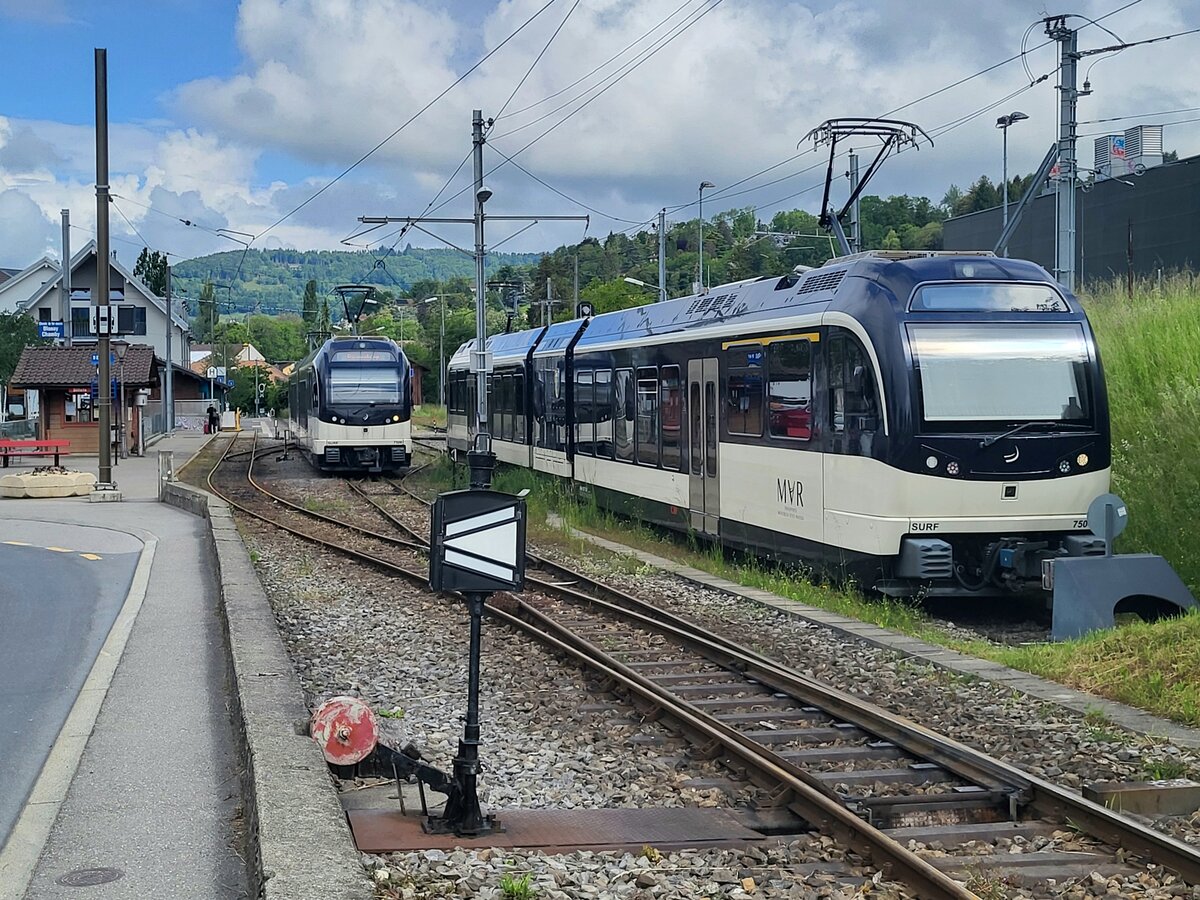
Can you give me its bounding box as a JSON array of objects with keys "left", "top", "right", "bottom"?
[
  {"left": 3, "top": 540, "right": 32, "bottom": 546},
  {"left": 46, "top": 547, "right": 75, "bottom": 553},
  {"left": 79, "top": 553, "right": 103, "bottom": 561}
]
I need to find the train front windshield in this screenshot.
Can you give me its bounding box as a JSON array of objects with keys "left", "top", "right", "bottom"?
[
  {"left": 328, "top": 366, "right": 401, "bottom": 404},
  {"left": 909, "top": 322, "right": 1091, "bottom": 424}
]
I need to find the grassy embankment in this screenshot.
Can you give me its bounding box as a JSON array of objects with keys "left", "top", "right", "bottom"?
[{"left": 415, "top": 277, "right": 1200, "bottom": 726}]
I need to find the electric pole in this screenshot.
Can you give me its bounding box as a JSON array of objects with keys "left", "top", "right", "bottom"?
[
  {"left": 165, "top": 264, "right": 173, "bottom": 433},
  {"left": 1048, "top": 15, "right": 1079, "bottom": 291},
  {"left": 358, "top": 109, "right": 587, "bottom": 488},
  {"left": 657, "top": 208, "right": 668, "bottom": 304},
  {"left": 848, "top": 150, "right": 861, "bottom": 253},
  {"left": 61, "top": 209, "right": 72, "bottom": 347},
  {"left": 95, "top": 48, "right": 114, "bottom": 490}
]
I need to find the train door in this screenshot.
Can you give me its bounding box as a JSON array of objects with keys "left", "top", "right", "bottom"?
[{"left": 687, "top": 358, "right": 720, "bottom": 534}]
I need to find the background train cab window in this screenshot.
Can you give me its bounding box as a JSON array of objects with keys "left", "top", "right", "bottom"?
[
  {"left": 614, "top": 368, "right": 635, "bottom": 462},
  {"left": 660, "top": 365, "right": 682, "bottom": 471},
  {"left": 828, "top": 331, "right": 879, "bottom": 456},
  {"left": 725, "top": 344, "right": 764, "bottom": 436},
  {"left": 329, "top": 367, "right": 400, "bottom": 404},
  {"left": 767, "top": 340, "right": 812, "bottom": 440},
  {"left": 636, "top": 367, "right": 659, "bottom": 466}
]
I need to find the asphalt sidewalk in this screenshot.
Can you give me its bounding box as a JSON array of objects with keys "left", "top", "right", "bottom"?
[{"left": 0, "top": 431, "right": 248, "bottom": 900}]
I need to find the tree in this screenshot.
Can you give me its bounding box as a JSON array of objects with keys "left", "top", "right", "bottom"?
[
  {"left": 195, "top": 281, "right": 217, "bottom": 341},
  {"left": 0, "top": 312, "right": 45, "bottom": 421},
  {"left": 133, "top": 248, "right": 168, "bottom": 296},
  {"left": 302, "top": 279, "right": 318, "bottom": 329},
  {"left": 318, "top": 297, "right": 331, "bottom": 334}
]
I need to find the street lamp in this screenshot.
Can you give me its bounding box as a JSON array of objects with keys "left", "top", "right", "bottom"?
[
  {"left": 698, "top": 181, "right": 715, "bottom": 293},
  {"left": 996, "top": 111, "right": 1029, "bottom": 255},
  {"left": 421, "top": 296, "right": 446, "bottom": 408},
  {"left": 623, "top": 276, "right": 665, "bottom": 301}
]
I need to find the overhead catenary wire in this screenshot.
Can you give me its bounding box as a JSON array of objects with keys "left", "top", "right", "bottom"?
[
  {"left": 253, "top": 0, "right": 562, "bottom": 245},
  {"left": 428, "top": 0, "right": 725, "bottom": 220}
]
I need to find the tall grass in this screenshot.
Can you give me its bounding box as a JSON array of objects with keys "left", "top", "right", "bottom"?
[{"left": 1082, "top": 274, "right": 1200, "bottom": 593}]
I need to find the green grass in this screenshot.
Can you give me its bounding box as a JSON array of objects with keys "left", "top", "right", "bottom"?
[
  {"left": 498, "top": 872, "right": 536, "bottom": 899},
  {"left": 411, "top": 404, "right": 447, "bottom": 430},
  {"left": 1082, "top": 275, "right": 1200, "bottom": 595},
  {"left": 405, "top": 278, "right": 1200, "bottom": 726}
]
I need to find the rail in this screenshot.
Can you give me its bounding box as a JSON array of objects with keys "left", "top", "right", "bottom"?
[{"left": 202, "top": 441, "right": 1200, "bottom": 896}]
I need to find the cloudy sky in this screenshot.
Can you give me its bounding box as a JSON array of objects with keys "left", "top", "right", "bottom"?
[{"left": 0, "top": 0, "right": 1197, "bottom": 270}]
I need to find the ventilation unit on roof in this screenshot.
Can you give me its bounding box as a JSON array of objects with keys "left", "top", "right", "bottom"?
[
  {"left": 1095, "top": 124, "right": 1164, "bottom": 177},
  {"left": 797, "top": 270, "right": 846, "bottom": 294}
]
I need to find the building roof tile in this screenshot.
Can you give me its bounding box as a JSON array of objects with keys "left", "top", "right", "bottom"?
[{"left": 11, "top": 344, "right": 157, "bottom": 388}]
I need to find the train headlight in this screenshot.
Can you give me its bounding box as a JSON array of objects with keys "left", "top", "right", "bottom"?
[
  {"left": 1059, "top": 459, "right": 1071, "bottom": 474},
  {"left": 1076, "top": 453, "right": 1089, "bottom": 467},
  {"left": 946, "top": 461, "right": 960, "bottom": 476},
  {"left": 925, "top": 455, "right": 938, "bottom": 470},
  {"left": 392, "top": 415, "right": 400, "bottom": 422}
]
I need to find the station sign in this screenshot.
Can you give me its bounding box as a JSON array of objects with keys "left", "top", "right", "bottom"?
[
  {"left": 38, "top": 321, "right": 65, "bottom": 339},
  {"left": 430, "top": 489, "right": 526, "bottom": 594}
]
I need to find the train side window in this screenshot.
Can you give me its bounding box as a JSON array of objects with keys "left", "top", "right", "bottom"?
[
  {"left": 576, "top": 369, "right": 594, "bottom": 456},
  {"left": 636, "top": 367, "right": 658, "bottom": 466},
  {"left": 725, "top": 344, "right": 764, "bottom": 436},
  {"left": 660, "top": 365, "right": 682, "bottom": 471},
  {"left": 767, "top": 340, "right": 813, "bottom": 441},
  {"left": 828, "top": 331, "right": 879, "bottom": 456},
  {"left": 503, "top": 375, "right": 515, "bottom": 442},
  {"left": 311, "top": 377, "right": 319, "bottom": 412},
  {"left": 690, "top": 381, "right": 702, "bottom": 475},
  {"left": 488, "top": 375, "right": 498, "bottom": 435},
  {"left": 705, "top": 380, "right": 718, "bottom": 477},
  {"left": 614, "top": 368, "right": 634, "bottom": 462},
  {"left": 595, "top": 369, "right": 613, "bottom": 459},
  {"left": 514, "top": 373, "right": 525, "bottom": 444}
]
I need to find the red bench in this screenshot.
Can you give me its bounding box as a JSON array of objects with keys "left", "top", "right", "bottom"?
[{"left": 0, "top": 439, "right": 71, "bottom": 467}]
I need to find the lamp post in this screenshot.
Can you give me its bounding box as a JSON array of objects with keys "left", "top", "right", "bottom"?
[
  {"left": 113, "top": 339, "right": 128, "bottom": 460},
  {"left": 698, "top": 181, "right": 715, "bottom": 293},
  {"left": 422, "top": 296, "right": 446, "bottom": 407},
  {"left": 622, "top": 276, "right": 665, "bottom": 301},
  {"left": 996, "top": 111, "right": 1029, "bottom": 256}
]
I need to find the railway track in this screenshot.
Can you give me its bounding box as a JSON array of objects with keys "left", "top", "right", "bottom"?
[{"left": 207, "top": 435, "right": 1200, "bottom": 898}]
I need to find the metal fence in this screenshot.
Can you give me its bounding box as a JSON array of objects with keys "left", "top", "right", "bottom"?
[{"left": 143, "top": 399, "right": 224, "bottom": 435}]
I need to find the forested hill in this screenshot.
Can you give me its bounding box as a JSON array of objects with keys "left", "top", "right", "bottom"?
[{"left": 171, "top": 246, "right": 542, "bottom": 314}]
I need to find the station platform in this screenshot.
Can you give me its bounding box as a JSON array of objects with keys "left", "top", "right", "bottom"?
[{"left": 0, "top": 430, "right": 248, "bottom": 899}]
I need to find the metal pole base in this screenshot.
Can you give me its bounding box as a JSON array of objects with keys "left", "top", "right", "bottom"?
[
  {"left": 467, "top": 449, "right": 495, "bottom": 490},
  {"left": 423, "top": 739, "right": 503, "bottom": 837}
]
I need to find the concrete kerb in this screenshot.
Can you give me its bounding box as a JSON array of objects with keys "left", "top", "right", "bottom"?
[
  {"left": 162, "top": 479, "right": 370, "bottom": 900},
  {"left": 568, "top": 527, "right": 1200, "bottom": 750}
]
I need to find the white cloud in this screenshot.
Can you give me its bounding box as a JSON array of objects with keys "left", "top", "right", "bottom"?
[{"left": 2, "top": 0, "right": 1199, "bottom": 267}]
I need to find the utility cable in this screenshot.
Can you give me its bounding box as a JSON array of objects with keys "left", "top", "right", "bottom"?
[
  {"left": 492, "top": 0, "right": 581, "bottom": 122},
  {"left": 254, "top": 0, "right": 561, "bottom": 243}
]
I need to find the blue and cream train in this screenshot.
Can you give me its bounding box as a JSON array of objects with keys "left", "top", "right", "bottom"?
[
  {"left": 288, "top": 336, "right": 412, "bottom": 473},
  {"left": 448, "top": 251, "right": 1112, "bottom": 598}
]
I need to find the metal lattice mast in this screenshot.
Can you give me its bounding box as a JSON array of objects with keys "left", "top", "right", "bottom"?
[{"left": 1048, "top": 16, "right": 1079, "bottom": 291}]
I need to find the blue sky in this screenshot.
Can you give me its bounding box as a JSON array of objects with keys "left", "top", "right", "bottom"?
[{"left": 0, "top": 0, "right": 1197, "bottom": 270}]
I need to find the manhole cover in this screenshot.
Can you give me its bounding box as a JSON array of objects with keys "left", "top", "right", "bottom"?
[{"left": 55, "top": 867, "right": 125, "bottom": 886}]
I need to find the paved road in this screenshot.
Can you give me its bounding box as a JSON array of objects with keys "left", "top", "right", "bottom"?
[{"left": 0, "top": 520, "right": 141, "bottom": 847}]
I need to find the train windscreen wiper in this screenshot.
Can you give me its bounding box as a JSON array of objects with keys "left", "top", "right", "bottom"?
[{"left": 979, "top": 421, "right": 1047, "bottom": 448}]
